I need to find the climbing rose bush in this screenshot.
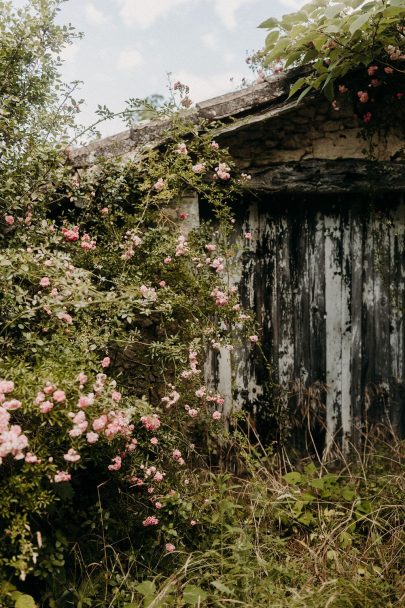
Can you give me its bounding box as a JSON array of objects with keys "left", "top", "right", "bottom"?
[{"left": 0, "top": 2, "right": 260, "bottom": 594}]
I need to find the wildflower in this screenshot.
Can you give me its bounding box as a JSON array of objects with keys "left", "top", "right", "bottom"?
[
  {"left": 249, "top": 335, "right": 259, "bottom": 343},
  {"left": 159, "top": 280, "right": 166, "bottom": 288},
  {"left": 205, "top": 243, "right": 216, "bottom": 252},
  {"left": 100, "top": 207, "right": 109, "bottom": 215},
  {"left": 101, "top": 357, "right": 110, "bottom": 368},
  {"left": 212, "top": 411, "right": 222, "bottom": 421},
  {"left": 150, "top": 437, "right": 158, "bottom": 445},
  {"left": 5, "top": 215, "right": 14, "bottom": 225},
  {"left": 180, "top": 96, "right": 192, "bottom": 108},
  {"left": 165, "top": 543, "right": 175, "bottom": 553},
  {"left": 172, "top": 449, "right": 182, "bottom": 460},
  {"left": 211, "top": 141, "right": 219, "bottom": 150},
  {"left": 155, "top": 502, "right": 162, "bottom": 509},
  {"left": 0, "top": 380, "right": 14, "bottom": 395},
  {"left": 93, "top": 415, "right": 108, "bottom": 431},
  {"left": 111, "top": 391, "right": 121, "bottom": 402}
]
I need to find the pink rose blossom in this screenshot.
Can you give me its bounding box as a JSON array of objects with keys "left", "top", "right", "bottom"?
[
  {"left": 140, "top": 414, "right": 161, "bottom": 431},
  {"left": 192, "top": 163, "right": 205, "bottom": 174},
  {"left": 25, "top": 452, "right": 40, "bottom": 463},
  {"left": 164, "top": 256, "right": 172, "bottom": 265},
  {"left": 39, "top": 277, "right": 50, "bottom": 288},
  {"left": 86, "top": 431, "right": 99, "bottom": 444},
  {"left": 101, "top": 357, "right": 110, "bottom": 368},
  {"left": 150, "top": 437, "right": 158, "bottom": 445},
  {"left": 357, "top": 91, "right": 369, "bottom": 103},
  {"left": 3, "top": 399, "right": 22, "bottom": 411},
  {"left": 367, "top": 65, "right": 378, "bottom": 76},
  {"left": 176, "top": 143, "right": 188, "bottom": 155},
  {"left": 212, "top": 411, "right": 222, "bottom": 421},
  {"left": 159, "top": 280, "right": 166, "bottom": 288},
  {"left": 108, "top": 455, "right": 122, "bottom": 471},
  {"left": 54, "top": 471, "right": 71, "bottom": 483},
  {"left": 165, "top": 543, "right": 175, "bottom": 553},
  {"left": 53, "top": 390, "right": 66, "bottom": 402},
  {"left": 101, "top": 207, "right": 109, "bottom": 215},
  {"left": 384, "top": 66, "right": 394, "bottom": 74},
  {"left": 111, "top": 391, "right": 121, "bottom": 402},
  {"left": 249, "top": 335, "right": 259, "bottom": 343},
  {"left": 0, "top": 380, "right": 14, "bottom": 394},
  {"left": 93, "top": 415, "right": 108, "bottom": 431},
  {"left": 155, "top": 502, "right": 162, "bottom": 509},
  {"left": 63, "top": 448, "right": 80, "bottom": 463},
  {"left": 154, "top": 178, "right": 166, "bottom": 192},
  {"left": 143, "top": 515, "right": 159, "bottom": 527},
  {"left": 39, "top": 401, "right": 54, "bottom": 414},
  {"left": 211, "top": 141, "right": 219, "bottom": 150},
  {"left": 5, "top": 215, "right": 14, "bottom": 225}
]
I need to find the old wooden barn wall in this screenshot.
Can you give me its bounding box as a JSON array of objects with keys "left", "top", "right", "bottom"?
[{"left": 204, "top": 193, "right": 405, "bottom": 456}]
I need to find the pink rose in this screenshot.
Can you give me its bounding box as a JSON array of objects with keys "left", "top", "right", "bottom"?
[
  {"left": 212, "top": 410, "right": 222, "bottom": 421},
  {"left": 5, "top": 215, "right": 14, "bottom": 225},
  {"left": 249, "top": 335, "right": 259, "bottom": 343},
  {"left": 101, "top": 357, "right": 110, "bottom": 368},
  {"left": 165, "top": 543, "right": 175, "bottom": 553},
  {"left": 54, "top": 471, "right": 71, "bottom": 483},
  {"left": 39, "top": 277, "right": 50, "bottom": 288},
  {"left": 53, "top": 390, "right": 66, "bottom": 402}
]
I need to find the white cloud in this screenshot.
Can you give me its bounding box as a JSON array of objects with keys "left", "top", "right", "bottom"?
[
  {"left": 201, "top": 31, "right": 218, "bottom": 50},
  {"left": 213, "top": 0, "right": 259, "bottom": 31},
  {"left": 173, "top": 69, "right": 245, "bottom": 103},
  {"left": 85, "top": 3, "right": 108, "bottom": 25},
  {"left": 114, "top": 0, "right": 192, "bottom": 28},
  {"left": 279, "top": 0, "right": 306, "bottom": 8},
  {"left": 117, "top": 49, "right": 144, "bottom": 71}
]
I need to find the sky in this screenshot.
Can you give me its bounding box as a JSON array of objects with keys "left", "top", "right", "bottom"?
[{"left": 15, "top": 0, "right": 306, "bottom": 137}]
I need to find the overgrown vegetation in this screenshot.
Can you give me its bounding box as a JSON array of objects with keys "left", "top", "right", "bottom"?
[{"left": 0, "top": 1, "right": 404, "bottom": 606}]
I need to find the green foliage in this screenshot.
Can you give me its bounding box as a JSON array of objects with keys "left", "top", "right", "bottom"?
[{"left": 259, "top": 0, "right": 405, "bottom": 101}]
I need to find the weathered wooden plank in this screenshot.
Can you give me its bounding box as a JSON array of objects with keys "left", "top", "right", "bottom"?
[
  {"left": 341, "top": 208, "right": 352, "bottom": 454},
  {"left": 277, "top": 214, "right": 295, "bottom": 405},
  {"left": 249, "top": 160, "right": 405, "bottom": 194},
  {"left": 389, "top": 199, "right": 405, "bottom": 436},
  {"left": 350, "top": 205, "right": 364, "bottom": 448},
  {"left": 362, "top": 209, "right": 376, "bottom": 427},
  {"left": 324, "top": 213, "right": 343, "bottom": 457}
]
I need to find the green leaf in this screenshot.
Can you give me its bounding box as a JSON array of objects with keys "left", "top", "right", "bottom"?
[
  {"left": 283, "top": 471, "right": 302, "bottom": 484},
  {"left": 349, "top": 12, "right": 371, "bottom": 34},
  {"left": 211, "top": 580, "right": 233, "bottom": 595},
  {"left": 258, "top": 17, "right": 278, "bottom": 29},
  {"left": 136, "top": 581, "right": 156, "bottom": 597},
  {"left": 288, "top": 77, "right": 308, "bottom": 98},
  {"left": 13, "top": 595, "right": 37, "bottom": 608},
  {"left": 325, "top": 3, "right": 345, "bottom": 18},
  {"left": 183, "top": 585, "right": 207, "bottom": 605},
  {"left": 265, "top": 30, "right": 279, "bottom": 47}
]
